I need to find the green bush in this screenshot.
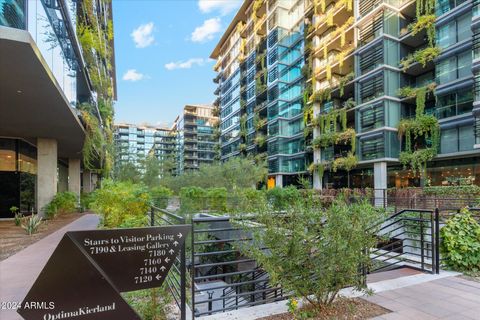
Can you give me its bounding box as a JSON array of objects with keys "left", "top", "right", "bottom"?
[
  {"left": 423, "top": 185, "right": 480, "bottom": 197},
  {"left": 44, "top": 192, "right": 78, "bottom": 218},
  {"left": 179, "top": 186, "right": 207, "bottom": 214},
  {"left": 266, "top": 186, "right": 302, "bottom": 210},
  {"left": 237, "top": 199, "right": 384, "bottom": 310},
  {"left": 80, "top": 192, "right": 95, "bottom": 211},
  {"left": 206, "top": 187, "right": 228, "bottom": 212},
  {"left": 91, "top": 180, "right": 151, "bottom": 228},
  {"left": 441, "top": 208, "right": 480, "bottom": 272},
  {"left": 149, "top": 186, "right": 173, "bottom": 209}
]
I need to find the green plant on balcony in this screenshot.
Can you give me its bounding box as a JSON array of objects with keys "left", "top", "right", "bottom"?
[
  {"left": 397, "top": 83, "right": 436, "bottom": 115},
  {"left": 254, "top": 134, "right": 266, "bottom": 147},
  {"left": 331, "top": 153, "right": 357, "bottom": 173},
  {"left": 397, "top": 100, "right": 440, "bottom": 177},
  {"left": 338, "top": 72, "right": 354, "bottom": 97},
  {"left": 343, "top": 98, "right": 356, "bottom": 109},
  {"left": 308, "top": 162, "right": 325, "bottom": 178},
  {"left": 310, "top": 88, "right": 332, "bottom": 104},
  {"left": 410, "top": 15, "right": 435, "bottom": 46},
  {"left": 400, "top": 46, "right": 441, "bottom": 71},
  {"left": 239, "top": 143, "right": 247, "bottom": 153},
  {"left": 253, "top": 113, "right": 267, "bottom": 130}
]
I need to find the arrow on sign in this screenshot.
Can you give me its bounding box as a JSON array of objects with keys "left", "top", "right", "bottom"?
[
  {"left": 160, "top": 266, "right": 166, "bottom": 272},
  {"left": 173, "top": 241, "right": 179, "bottom": 247},
  {"left": 165, "top": 257, "right": 170, "bottom": 263},
  {"left": 156, "top": 274, "right": 161, "bottom": 281},
  {"left": 177, "top": 233, "right": 183, "bottom": 238},
  {"left": 169, "top": 249, "right": 175, "bottom": 255}
]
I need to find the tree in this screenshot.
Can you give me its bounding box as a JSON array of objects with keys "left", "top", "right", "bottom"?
[
  {"left": 142, "top": 154, "right": 161, "bottom": 187},
  {"left": 236, "top": 198, "right": 384, "bottom": 312},
  {"left": 114, "top": 162, "right": 141, "bottom": 183}
]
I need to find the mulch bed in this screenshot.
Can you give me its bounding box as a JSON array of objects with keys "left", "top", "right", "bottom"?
[
  {"left": 258, "top": 298, "right": 390, "bottom": 320},
  {"left": 460, "top": 273, "right": 480, "bottom": 283},
  {"left": 0, "top": 213, "right": 85, "bottom": 261}
]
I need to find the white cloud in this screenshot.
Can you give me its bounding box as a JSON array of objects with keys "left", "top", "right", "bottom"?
[
  {"left": 164, "top": 58, "right": 209, "bottom": 70},
  {"left": 122, "top": 69, "right": 145, "bottom": 81},
  {"left": 191, "top": 18, "right": 222, "bottom": 43},
  {"left": 131, "top": 22, "right": 155, "bottom": 48},
  {"left": 198, "top": 0, "right": 241, "bottom": 15}
]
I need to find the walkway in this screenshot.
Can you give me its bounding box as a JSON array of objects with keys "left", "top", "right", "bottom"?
[
  {"left": 367, "top": 276, "right": 480, "bottom": 319},
  {"left": 0, "top": 214, "right": 99, "bottom": 320}
]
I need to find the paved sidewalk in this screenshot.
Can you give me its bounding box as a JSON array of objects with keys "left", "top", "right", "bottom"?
[
  {"left": 0, "top": 214, "right": 99, "bottom": 320},
  {"left": 367, "top": 276, "right": 480, "bottom": 319}
]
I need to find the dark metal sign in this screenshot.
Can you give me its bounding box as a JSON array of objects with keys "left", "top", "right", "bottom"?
[{"left": 18, "top": 225, "right": 190, "bottom": 320}]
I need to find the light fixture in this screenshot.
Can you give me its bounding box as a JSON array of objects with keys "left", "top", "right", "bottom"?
[{"left": 17, "top": 90, "right": 22, "bottom": 94}]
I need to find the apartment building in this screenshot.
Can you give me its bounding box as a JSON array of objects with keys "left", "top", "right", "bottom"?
[
  {"left": 0, "top": 0, "right": 116, "bottom": 217},
  {"left": 113, "top": 123, "right": 176, "bottom": 169},
  {"left": 213, "top": 0, "right": 480, "bottom": 189},
  {"left": 211, "top": 0, "right": 309, "bottom": 188},
  {"left": 173, "top": 105, "right": 218, "bottom": 174}
]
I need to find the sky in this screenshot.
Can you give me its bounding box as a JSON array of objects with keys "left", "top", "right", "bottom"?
[{"left": 112, "top": 0, "right": 241, "bottom": 127}]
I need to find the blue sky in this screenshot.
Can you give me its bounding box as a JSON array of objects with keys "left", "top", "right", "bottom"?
[{"left": 112, "top": 0, "right": 241, "bottom": 127}]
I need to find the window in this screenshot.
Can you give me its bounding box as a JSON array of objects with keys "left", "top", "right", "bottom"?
[
  {"left": 436, "top": 0, "right": 469, "bottom": 15},
  {"left": 437, "top": 12, "right": 472, "bottom": 48},
  {"left": 436, "top": 89, "right": 473, "bottom": 119},
  {"left": 360, "top": 136, "right": 385, "bottom": 160},
  {"left": 359, "top": 73, "right": 384, "bottom": 103},
  {"left": 440, "top": 126, "right": 474, "bottom": 153},
  {"left": 435, "top": 51, "right": 472, "bottom": 85},
  {"left": 360, "top": 102, "right": 384, "bottom": 132},
  {"left": 358, "top": 43, "right": 383, "bottom": 75}
]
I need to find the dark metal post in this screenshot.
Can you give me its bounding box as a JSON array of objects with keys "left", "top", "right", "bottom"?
[
  {"left": 207, "top": 291, "right": 214, "bottom": 315},
  {"left": 150, "top": 207, "right": 155, "bottom": 226},
  {"left": 430, "top": 210, "right": 435, "bottom": 274},
  {"left": 435, "top": 208, "right": 440, "bottom": 274},
  {"left": 180, "top": 217, "right": 187, "bottom": 320},
  {"left": 420, "top": 212, "right": 424, "bottom": 271},
  {"left": 191, "top": 222, "right": 196, "bottom": 319}
]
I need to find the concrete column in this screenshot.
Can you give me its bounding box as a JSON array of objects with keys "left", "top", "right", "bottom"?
[
  {"left": 58, "top": 164, "right": 68, "bottom": 192},
  {"left": 82, "top": 170, "right": 93, "bottom": 193},
  {"left": 312, "top": 76, "right": 322, "bottom": 190},
  {"left": 374, "top": 162, "right": 387, "bottom": 208},
  {"left": 275, "top": 174, "right": 283, "bottom": 188},
  {"left": 37, "top": 138, "right": 57, "bottom": 217},
  {"left": 68, "top": 159, "right": 81, "bottom": 199}
]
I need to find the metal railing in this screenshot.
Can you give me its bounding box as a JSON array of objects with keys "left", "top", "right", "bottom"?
[
  {"left": 149, "top": 206, "right": 187, "bottom": 320},
  {"left": 368, "top": 209, "right": 440, "bottom": 275},
  {"left": 190, "top": 215, "right": 287, "bottom": 317}
]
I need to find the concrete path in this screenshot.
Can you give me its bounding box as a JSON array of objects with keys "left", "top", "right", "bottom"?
[
  {"left": 0, "top": 214, "right": 99, "bottom": 320},
  {"left": 368, "top": 276, "right": 480, "bottom": 319}
]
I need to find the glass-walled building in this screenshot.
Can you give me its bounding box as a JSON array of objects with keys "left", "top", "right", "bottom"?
[
  {"left": 0, "top": 0, "right": 116, "bottom": 217},
  {"left": 113, "top": 123, "right": 176, "bottom": 169},
  {"left": 211, "top": 0, "right": 308, "bottom": 187},
  {"left": 212, "top": 0, "right": 480, "bottom": 189},
  {"left": 173, "top": 105, "right": 218, "bottom": 174}
]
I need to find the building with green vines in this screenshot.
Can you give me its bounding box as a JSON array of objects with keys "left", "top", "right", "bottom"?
[{"left": 0, "top": 0, "right": 116, "bottom": 217}]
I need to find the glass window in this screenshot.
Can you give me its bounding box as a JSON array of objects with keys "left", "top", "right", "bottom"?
[
  {"left": 0, "top": 139, "right": 16, "bottom": 171},
  {"left": 459, "top": 126, "right": 474, "bottom": 151},
  {"left": 437, "top": 12, "right": 472, "bottom": 48},
  {"left": 436, "top": 51, "right": 472, "bottom": 85},
  {"left": 0, "top": 0, "right": 26, "bottom": 28},
  {"left": 441, "top": 128, "right": 457, "bottom": 154}
]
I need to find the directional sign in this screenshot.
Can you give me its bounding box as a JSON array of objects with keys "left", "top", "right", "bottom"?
[{"left": 17, "top": 225, "right": 190, "bottom": 320}]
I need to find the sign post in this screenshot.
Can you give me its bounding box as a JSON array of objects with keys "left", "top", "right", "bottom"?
[{"left": 18, "top": 225, "right": 190, "bottom": 320}]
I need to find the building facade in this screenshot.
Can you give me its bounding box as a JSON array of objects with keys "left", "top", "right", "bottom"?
[
  {"left": 213, "top": 0, "right": 480, "bottom": 189},
  {"left": 0, "top": 0, "right": 116, "bottom": 217},
  {"left": 113, "top": 123, "right": 176, "bottom": 169},
  {"left": 173, "top": 105, "right": 218, "bottom": 174},
  {"left": 211, "top": 0, "right": 309, "bottom": 188}
]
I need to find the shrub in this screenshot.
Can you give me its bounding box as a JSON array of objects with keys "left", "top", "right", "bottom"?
[
  {"left": 441, "top": 208, "right": 480, "bottom": 272},
  {"left": 206, "top": 187, "right": 228, "bottom": 212},
  {"left": 237, "top": 199, "right": 384, "bottom": 310},
  {"left": 266, "top": 186, "right": 302, "bottom": 210},
  {"left": 149, "top": 186, "right": 173, "bottom": 209},
  {"left": 10, "top": 206, "right": 21, "bottom": 226},
  {"left": 179, "top": 186, "right": 207, "bottom": 214},
  {"left": 80, "top": 192, "right": 95, "bottom": 211},
  {"left": 22, "top": 214, "right": 43, "bottom": 235},
  {"left": 44, "top": 192, "right": 78, "bottom": 218},
  {"left": 91, "top": 180, "right": 151, "bottom": 228}
]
